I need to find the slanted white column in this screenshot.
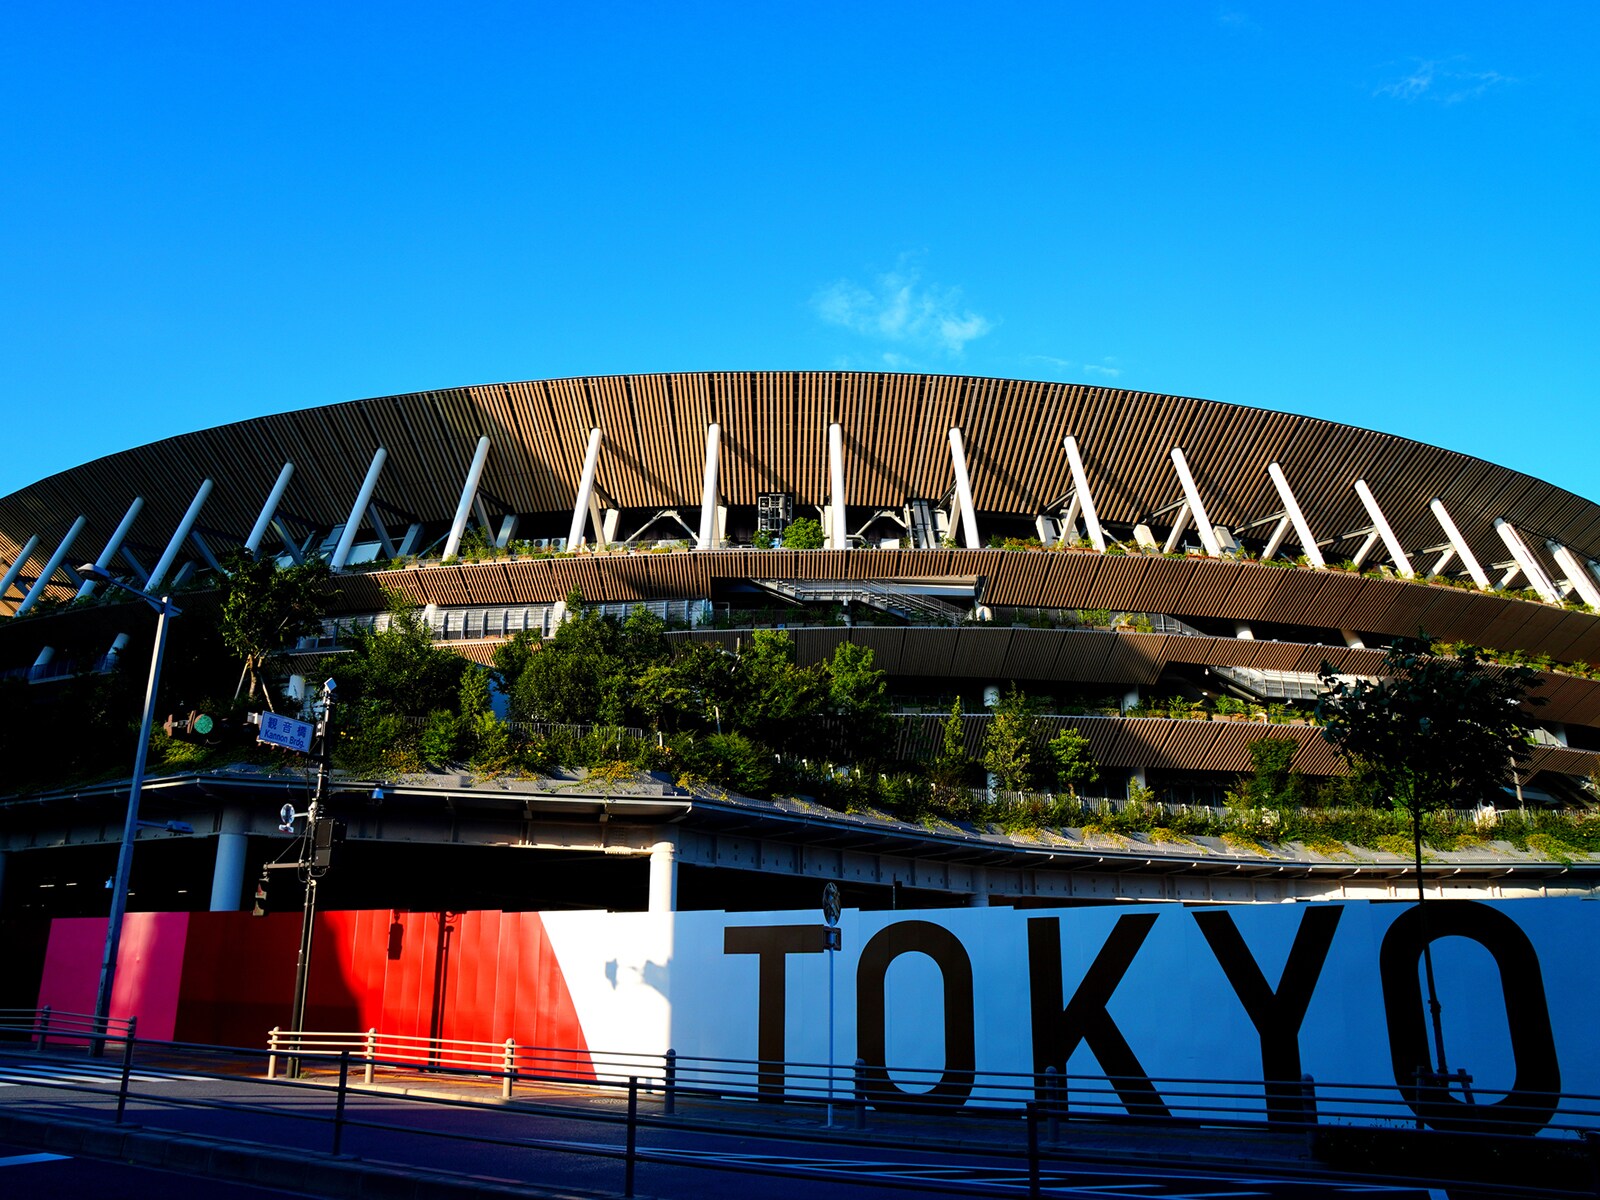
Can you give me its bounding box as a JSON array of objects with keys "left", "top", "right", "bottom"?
[
  {"left": 1260, "top": 516, "right": 1293, "bottom": 563},
  {"left": 0, "top": 535, "right": 40, "bottom": 610},
  {"left": 442, "top": 437, "right": 492, "bottom": 560},
  {"left": 948, "top": 428, "right": 981, "bottom": 549},
  {"left": 1266, "top": 463, "right": 1325, "bottom": 568},
  {"left": 1429, "top": 546, "right": 1458, "bottom": 577},
  {"left": 697, "top": 424, "right": 721, "bottom": 550},
  {"left": 1548, "top": 542, "right": 1600, "bottom": 610},
  {"left": 330, "top": 450, "right": 386, "bottom": 571},
  {"left": 1352, "top": 480, "right": 1413, "bottom": 578},
  {"left": 209, "top": 807, "right": 250, "bottom": 912},
  {"left": 1495, "top": 520, "right": 1561, "bottom": 603},
  {"left": 1161, "top": 504, "right": 1192, "bottom": 554},
  {"left": 15, "top": 516, "right": 86, "bottom": 616},
  {"left": 1058, "top": 493, "right": 1083, "bottom": 545},
  {"left": 1428, "top": 498, "right": 1490, "bottom": 590},
  {"left": 147, "top": 480, "right": 213, "bottom": 592},
  {"left": 648, "top": 837, "right": 678, "bottom": 913},
  {"left": 567, "top": 428, "right": 603, "bottom": 549},
  {"left": 244, "top": 464, "right": 295, "bottom": 557},
  {"left": 1169, "top": 448, "right": 1221, "bottom": 557},
  {"left": 78, "top": 498, "right": 145, "bottom": 597},
  {"left": 1350, "top": 530, "right": 1382, "bottom": 571},
  {"left": 828, "top": 423, "right": 847, "bottom": 549},
  {"left": 1062, "top": 436, "right": 1107, "bottom": 552}
]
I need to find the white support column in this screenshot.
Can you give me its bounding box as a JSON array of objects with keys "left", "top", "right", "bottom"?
[
  {"left": 330, "top": 450, "right": 386, "bottom": 571},
  {"left": 601, "top": 507, "right": 620, "bottom": 545},
  {"left": 1428, "top": 498, "right": 1489, "bottom": 590},
  {"left": 567, "top": 428, "right": 603, "bottom": 549},
  {"left": 0, "top": 535, "right": 40, "bottom": 610},
  {"left": 1169, "top": 448, "right": 1222, "bottom": 557},
  {"left": 1266, "top": 463, "right": 1325, "bottom": 568},
  {"left": 272, "top": 520, "right": 305, "bottom": 564},
  {"left": 15, "top": 516, "right": 86, "bottom": 616},
  {"left": 244, "top": 464, "right": 295, "bottom": 556},
  {"left": 1260, "top": 516, "right": 1292, "bottom": 563},
  {"left": 209, "top": 808, "right": 249, "bottom": 912},
  {"left": 948, "top": 428, "right": 981, "bottom": 549},
  {"left": 1350, "top": 530, "right": 1382, "bottom": 571},
  {"left": 1495, "top": 520, "right": 1561, "bottom": 603},
  {"left": 1352, "top": 480, "right": 1413, "bottom": 578},
  {"left": 106, "top": 632, "right": 130, "bottom": 668},
  {"left": 648, "top": 837, "right": 678, "bottom": 913},
  {"left": 1062, "top": 436, "right": 1107, "bottom": 552},
  {"left": 366, "top": 506, "right": 396, "bottom": 559},
  {"left": 697, "top": 424, "right": 721, "bottom": 550},
  {"left": 147, "top": 480, "right": 213, "bottom": 592},
  {"left": 442, "top": 437, "right": 492, "bottom": 561},
  {"left": 1429, "top": 547, "right": 1458, "bottom": 578},
  {"left": 828, "top": 423, "right": 848, "bottom": 549},
  {"left": 119, "top": 546, "right": 150, "bottom": 584},
  {"left": 1059, "top": 493, "right": 1083, "bottom": 545},
  {"left": 78, "top": 498, "right": 145, "bottom": 597},
  {"left": 1161, "top": 504, "right": 1191, "bottom": 555},
  {"left": 1549, "top": 541, "right": 1600, "bottom": 610}
]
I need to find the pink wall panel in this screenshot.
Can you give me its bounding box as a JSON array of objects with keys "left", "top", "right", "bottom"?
[
  {"left": 36, "top": 908, "right": 593, "bottom": 1075},
  {"left": 37, "top": 914, "right": 189, "bottom": 1041}
]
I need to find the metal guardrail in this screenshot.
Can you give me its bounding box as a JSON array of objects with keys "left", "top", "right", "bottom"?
[
  {"left": 0, "top": 1006, "right": 137, "bottom": 1052},
  {"left": 3, "top": 1010, "right": 1598, "bottom": 1200},
  {"left": 265, "top": 1023, "right": 1600, "bottom": 1138}
]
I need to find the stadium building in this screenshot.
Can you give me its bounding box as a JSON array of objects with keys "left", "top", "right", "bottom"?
[{"left": 3, "top": 371, "right": 1599, "bottom": 940}]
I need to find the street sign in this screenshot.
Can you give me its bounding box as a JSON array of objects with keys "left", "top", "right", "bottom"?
[
  {"left": 193, "top": 714, "right": 214, "bottom": 735},
  {"left": 258, "top": 712, "right": 315, "bottom": 753},
  {"left": 822, "top": 881, "right": 841, "bottom": 928}
]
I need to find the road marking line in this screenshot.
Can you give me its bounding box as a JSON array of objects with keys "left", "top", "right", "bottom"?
[{"left": 0, "top": 1153, "right": 70, "bottom": 1167}]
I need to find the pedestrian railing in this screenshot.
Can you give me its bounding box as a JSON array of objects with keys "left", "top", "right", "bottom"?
[
  {"left": 0, "top": 1006, "right": 137, "bottom": 1052},
  {"left": 5, "top": 1012, "right": 1600, "bottom": 1200},
  {"left": 265, "top": 1021, "right": 1600, "bottom": 1137}
]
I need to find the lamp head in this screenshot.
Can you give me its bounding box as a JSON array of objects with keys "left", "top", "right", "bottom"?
[{"left": 78, "top": 562, "right": 111, "bottom": 582}]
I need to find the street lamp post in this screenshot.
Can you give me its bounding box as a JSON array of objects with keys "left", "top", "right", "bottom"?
[{"left": 79, "top": 563, "right": 181, "bottom": 1054}]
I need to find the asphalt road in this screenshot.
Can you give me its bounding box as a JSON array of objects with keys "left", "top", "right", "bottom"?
[
  {"left": 0, "top": 1051, "right": 1497, "bottom": 1200},
  {"left": 0, "top": 1140, "right": 312, "bottom": 1199}
]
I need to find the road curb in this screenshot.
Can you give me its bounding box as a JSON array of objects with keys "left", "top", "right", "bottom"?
[{"left": 0, "top": 1109, "right": 624, "bottom": 1200}]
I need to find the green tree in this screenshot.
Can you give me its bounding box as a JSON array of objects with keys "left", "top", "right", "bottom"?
[
  {"left": 983, "top": 687, "right": 1038, "bottom": 793},
  {"left": 1047, "top": 726, "right": 1099, "bottom": 796},
  {"left": 1243, "top": 736, "right": 1301, "bottom": 808},
  {"left": 217, "top": 551, "right": 333, "bottom": 710},
  {"left": 1316, "top": 636, "right": 1542, "bottom": 1082},
  {"left": 826, "top": 642, "right": 892, "bottom": 764},
  {"left": 730, "top": 629, "right": 826, "bottom": 753},
  {"left": 506, "top": 601, "right": 623, "bottom": 724},
  {"left": 929, "top": 698, "right": 972, "bottom": 809},
  {"left": 781, "top": 517, "right": 825, "bottom": 549},
  {"left": 328, "top": 601, "right": 467, "bottom": 721}
]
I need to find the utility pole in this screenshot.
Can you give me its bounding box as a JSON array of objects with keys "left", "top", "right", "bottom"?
[{"left": 287, "top": 679, "right": 336, "bottom": 1078}]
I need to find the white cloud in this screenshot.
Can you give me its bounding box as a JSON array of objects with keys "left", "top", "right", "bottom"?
[
  {"left": 1375, "top": 58, "right": 1514, "bottom": 104},
  {"left": 1024, "top": 354, "right": 1123, "bottom": 380},
  {"left": 813, "top": 261, "right": 994, "bottom": 356}
]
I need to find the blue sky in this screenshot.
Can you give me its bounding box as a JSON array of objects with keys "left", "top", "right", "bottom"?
[{"left": 2, "top": 2, "right": 1595, "bottom": 503}]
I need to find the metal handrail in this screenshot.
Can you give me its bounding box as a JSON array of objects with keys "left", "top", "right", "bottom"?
[
  {"left": 6, "top": 1021, "right": 1598, "bottom": 1200},
  {"left": 0, "top": 1006, "right": 136, "bottom": 1051},
  {"left": 258, "top": 1021, "right": 1600, "bottom": 1137}
]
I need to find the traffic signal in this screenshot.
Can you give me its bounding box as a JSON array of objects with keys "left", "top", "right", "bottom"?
[
  {"left": 162, "top": 710, "right": 216, "bottom": 738},
  {"left": 251, "top": 875, "right": 269, "bottom": 917},
  {"left": 312, "top": 819, "right": 347, "bottom": 869}
]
